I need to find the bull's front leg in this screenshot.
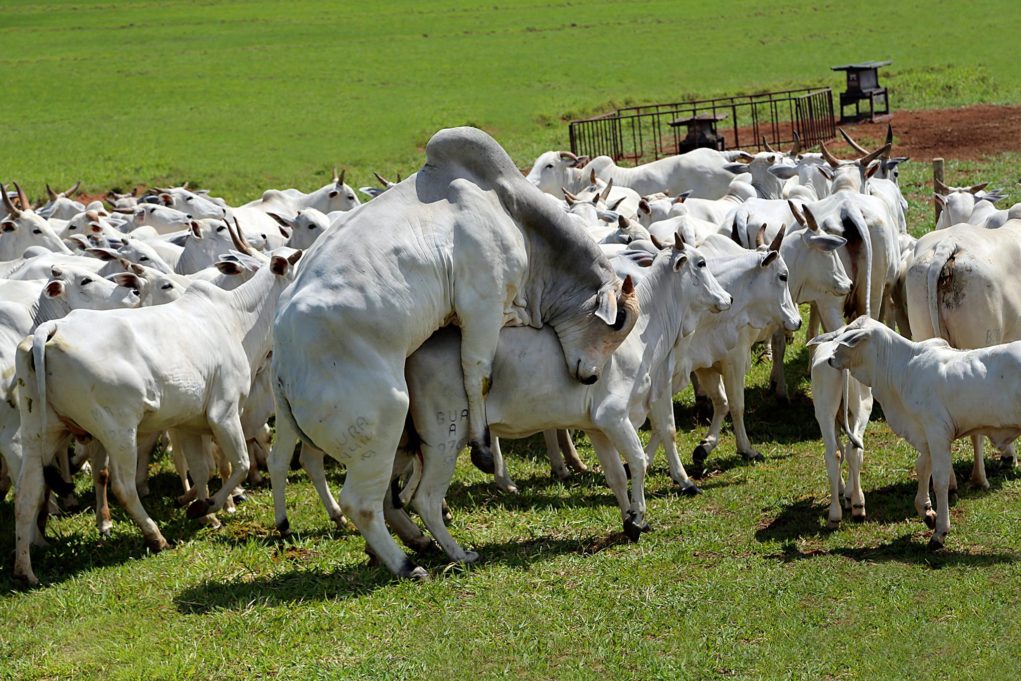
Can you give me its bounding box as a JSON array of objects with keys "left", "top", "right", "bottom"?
[
  {"left": 692, "top": 368, "right": 729, "bottom": 477},
  {"left": 721, "top": 351, "right": 761, "bottom": 462},
  {"left": 647, "top": 390, "right": 699, "bottom": 494},
  {"left": 970, "top": 435, "right": 989, "bottom": 490},
  {"left": 768, "top": 329, "right": 789, "bottom": 401},
  {"left": 926, "top": 435, "right": 954, "bottom": 549},
  {"left": 456, "top": 308, "right": 504, "bottom": 475}
]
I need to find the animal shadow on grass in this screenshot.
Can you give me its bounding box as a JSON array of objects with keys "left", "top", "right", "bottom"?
[
  {"left": 768, "top": 534, "right": 1016, "bottom": 569},
  {"left": 173, "top": 532, "right": 623, "bottom": 613}
]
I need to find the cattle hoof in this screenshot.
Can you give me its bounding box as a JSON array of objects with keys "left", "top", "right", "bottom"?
[
  {"left": 968, "top": 478, "right": 990, "bottom": 491},
  {"left": 12, "top": 573, "right": 39, "bottom": 590},
  {"left": 691, "top": 444, "right": 709, "bottom": 477},
  {"left": 851, "top": 513, "right": 866, "bottom": 524},
  {"left": 98, "top": 526, "right": 112, "bottom": 540},
  {"left": 174, "top": 495, "right": 190, "bottom": 508},
  {"left": 406, "top": 566, "right": 430, "bottom": 582},
  {"left": 923, "top": 510, "right": 937, "bottom": 529},
  {"left": 741, "top": 451, "right": 765, "bottom": 463},
  {"left": 622, "top": 462, "right": 631, "bottom": 480},
  {"left": 622, "top": 513, "right": 646, "bottom": 542},
  {"left": 460, "top": 550, "right": 480, "bottom": 564},
  {"left": 1001, "top": 456, "right": 1016, "bottom": 470},
  {"left": 232, "top": 493, "right": 247, "bottom": 505},
  {"left": 186, "top": 497, "right": 213, "bottom": 520},
  {"left": 137, "top": 485, "right": 151, "bottom": 499},
  {"left": 408, "top": 536, "right": 437, "bottom": 555},
  {"left": 331, "top": 514, "right": 352, "bottom": 531},
  {"left": 469, "top": 444, "right": 495, "bottom": 474},
  {"left": 198, "top": 514, "right": 222, "bottom": 529},
  {"left": 496, "top": 481, "right": 519, "bottom": 495},
  {"left": 680, "top": 483, "right": 702, "bottom": 496},
  {"left": 550, "top": 468, "right": 572, "bottom": 481},
  {"left": 927, "top": 536, "right": 946, "bottom": 552},
  {"left": 145, "top": 536, "right": 169, "bottom": 554},
  {"left": 276, "top": 517, "right": 291, "bottom": 538}
]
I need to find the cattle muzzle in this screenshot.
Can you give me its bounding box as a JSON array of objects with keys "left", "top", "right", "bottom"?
[
  {"left": 714, "top": 294, "right": 734, "bottom": 313},
  {"left": 575, "top": 359, "right": 599, "bottom": 385}
]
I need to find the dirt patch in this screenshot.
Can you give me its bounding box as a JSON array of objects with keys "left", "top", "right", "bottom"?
[{"left": 826, "top": 104, "right": 1021, "bottom": 162}]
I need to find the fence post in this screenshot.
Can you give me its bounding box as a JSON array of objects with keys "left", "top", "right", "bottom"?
[{"left": 933, "top": 157, "right": 944, "bottom": 225}]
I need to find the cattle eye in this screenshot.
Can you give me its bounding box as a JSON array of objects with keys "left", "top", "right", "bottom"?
[
  {"left": 32, "top": 228, "right": 42, "bottom": 234},
  {"left": 697, "top": 260, "right": 706, "bottom": 268},
  {"left": 348, "top": 194, "right": 355, "bottom": 201},
  {"left": 309, "top": 223, "right": 317, "bottom": 230},
  {"left": 68, "top": 225, "right": 76, "bottom": 230},
  {"left": 140, "top": 256, "right": 149, "bottom": 261},
  {"left": 216, "top": 225, "right": 226, "bottom": 232},
  {"left": 185, "top": 196, "right": 193, "bottom": 201},
  {"left": 779, "top": 273, "right": 788, "bottom": 282},
  {"left": 545, "top": 164, "right": 554, "bottom": 169},
  {"left": 161, "top": 283, "right": 174, "bottom": 290},
  {"left": 81, "top": 277, "right": 93, "bottom": 285}
]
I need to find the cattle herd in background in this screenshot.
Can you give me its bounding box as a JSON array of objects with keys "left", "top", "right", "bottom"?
[{"left": 1, "top": 124, "right": 1020, "bottom": 587}]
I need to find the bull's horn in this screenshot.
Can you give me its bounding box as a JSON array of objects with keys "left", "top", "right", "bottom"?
[
  {"left": 838, "top": 128, "right": 869, "bottom": 156},
  {"left": 820, "top": 142, "right": 842, "bottom": 168},
  {"left": 373, "top": 171, "right": 391, "bottom": 187},
  {"left": 337, "top": 169, "right": 346, "bottom": 186},
  {"left": 802, "top": 204, "right": 821, "bottom": 231},
  {"left": 559, "top": 151, "right": 578, "bottom": 161},
  {"left": 755, "top": 224, "right": 767, "bottom": 248},
  {"left": 332, "top": 167, "right": 339, "bottom": 183},
  {"left": 621, "top": 274, "right": 635, "bottom": 295},
  {"left": 0, "top": 183, "right": 19, "bottom": 216},
  {"left": 65, "top": 180, "right": 81, "bottom": 196},
  {"left": 934, "top": 178, "right": 951, "bottom": 194},
  {"left": 885, "top": 123, "right": 894, "bottom": 148},
  {"left": 859, "top": 142, "right": 892, "bottom": 167},
  {"left": 768, "top": 224, "right": 786, "bottom": 252},
  {"left": 590, "top": 168, "right": 597, "bottom": 185},
  {"left": 266, "top": 212, "right": 294, "bottom": 228},
  {"left": 600, "top": 177, "right": 614, "bottom": 201},
  {"left": 650, "top": 234, "right": 665, "bottom": 250},
  {"left": 13, "top": 182, "right": 30, "bottom": 212},
  {"left": 45, "top": 183, "right": 58, "bottom": 201},
  {"left": 226, "top": 216, "right": 257, "bottom": 256},
  {"left": 967, "top": 182, "right": 990, "bottom": 194},
  {"left": 181, "top": 181, "right": 190, "bottom": 190},
  {"left": 562, "top": 188, "right": 578, "bottom": 205},
  {"left": 789, "top": 131, "right": 802, "bottom": 157},
  {"left": 762, "top": 137, "right": 778, "bottom": 154},
  {"left": 787, "top": 199, "right": 807, "bottom": 228},
  {"left": 673, "top": 231, "right": 685, "bottom": 250}
]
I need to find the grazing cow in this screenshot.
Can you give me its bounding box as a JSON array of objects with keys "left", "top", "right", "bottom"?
[
  {"left": 268, "top": 127, "right": 635, "bottom": 580},
  {"left": 905, "top": 220, "right": 1021, "bottom": 488},
  {"left": 396, "top": 236, "right": 728, "bottom": 562},
  {"left": 12, "top": 242, "right": 302, "bottom": 587},
  {"left": 809, "top": 316, "right": 1021, "bottom": 549}
]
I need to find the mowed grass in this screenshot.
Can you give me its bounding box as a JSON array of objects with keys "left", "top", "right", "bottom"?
[
  {"left": 2, "top": 0, "right": 1021, "bottom": 201},
  {"left": 4, "top": 1, "right": 1021, "bottom": 678}
]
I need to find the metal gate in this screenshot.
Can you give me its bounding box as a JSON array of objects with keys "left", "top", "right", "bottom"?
[{"left": 568, "top": 87, "right": 835, "bottom": 164}]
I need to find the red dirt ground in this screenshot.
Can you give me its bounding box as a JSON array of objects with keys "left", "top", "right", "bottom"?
[{"left": 816, "top": 104, "right": 1021, "bottom": 162}]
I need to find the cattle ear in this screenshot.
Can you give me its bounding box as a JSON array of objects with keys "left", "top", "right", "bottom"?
[
  {"left": 803, "top": 232, "right": 846, "bottom": 252},
  {"left": 1, "top": 220, "right": 15, "bottom": 233},
  {"left": 269, "top": 255, "right": 290, "bottom": 276},
  {"left": 837, "top": 328, "right": 870, "bottom": 348},
  {"left": 933, "top": 193, "right": 946, "bottom": 209},
  {"left": 216, "top": 261, "right": 244, "bottom": 275},
  {"left": 85, "top": 247, "right": 119, "bottom": 261},
  {"left": 189, "top": 220, "right": 202, "bottom": 238},
  {"left": 287, "top": 250, "right": 303, "bottom": 265},
  {"left": 816, "top": 165, "right": 834, "bottom": 181},
  {"left": 158, "top": 193, "right": 173, "bottom": 206},
  {"left": 109, "top": 272, "right": 143, "bottom": 291},
  {"left": 865, "top": 160, "right": 882, "bottom": 179},
  {"left": 768, "top": 165, "right": 799, "bottom": 180},
  {"left": 806, "top": 329, "right": 842, "bottom": 347},
  {"left": 44, "top": 280, "right": 65, "bottom": 299},
  {"left": 278, "top": 225, "right": 291, "bottom": 239},
  {"left": 672, "top": 250, "right": 689, "bottom": 271},
  {"left": 761, "top": 250, "right": 779, "bottom": 267},
  {"left": 723, "top": 163, "right": 749, "bottom": 174},
  {"left": 638, "top": 198, "right": 650, "bottom": 215},
  {"left": 594, "top": 287, "right": 618, "bottom": 325}
]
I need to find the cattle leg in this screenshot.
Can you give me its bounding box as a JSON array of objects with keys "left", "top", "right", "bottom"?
[
  {"left": 1001, "top": 442, "right": 1017, "bottom": 471},
  {"left": 602, "top": 422, "right": 649, "bottom": 536},
  {"left": 191, "top": 412, "right": 249, "bottom": 517},
  {"left": 13, "top": 453, "right": 47, "bottom": 587},
  {"left": 169, "top": 430, "right": 190, "bottom": 497},
  {"left": 456, "top": 311, "right": 503, "bottom": 473},
  {"left": 297, "top": 445, "right": 348, "bottom": 529},
  {"left": 89, "top": 442, "right": 113, "bottom": 538},
  {"left": 54, "top": 448, "right": 79, "bottom": 512},
  {"left": 721, "top": 353, "right": 761, "bottom": 461},
  {"left": 413, "top": 430, "right": 477, "bottom": 563},
  {"left": 544, "top": 430, "right": 570, "bottom": 480},
  {"left": 646, "top": 391, "right": 698, "bottom": 493},
  {"left": 0, "top": 459, "right": 9, "bottom": 502},
  {"left": 105, "top": 434, "right": 169, "bottom": 554},
  {"left": 692, "top": 369, "right": 728, "bottom": 475},
  {"left": 267, "top": 414, "right": 299, "bottom": 537},
  {"left": 970, "top": 435, "right": 989, "bottom": 490},
  {"left": 490, "top": 437, "right": 518, "bottom": 494},
  {"left": 914, "top": 449, "right": 936, "bottom": 530},
  {"left": 768, "top": 330, "right": 789, "bottom": 401},
  {"left": 587, "top": 431, "right": 641, "bottom": 539},
  {"left": 383, "top": 479, "right": 432, "bottom": 554},
  {"left": 559, "top": 429, "right": 587, "bottom": 472},
  {"left": 817, "top": 413, "right": 844, "bottom": 529},
  {"left": 927, "top": 437, "right": 953, "bottom": 548},
  {"left": 844, "top": 441, "right": 866, "bottom": 522}
]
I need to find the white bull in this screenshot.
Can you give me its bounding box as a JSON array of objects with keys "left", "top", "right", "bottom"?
[{"left": 268, "top": 127, "right": 635, "bottom": 580}]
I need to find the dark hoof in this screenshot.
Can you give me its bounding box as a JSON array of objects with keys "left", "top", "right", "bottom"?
[
  {"left": 681, "top": 484, "right": 702, "bottom": 496},
  {"left": 741, "top": 451, "right": 765, "bottom": 463},
  {"left": 470, "top": 444, "right": 495, "bottom": 474},
  {"left": 145, "top": 538, "right": 169, "bottom": 554},
  {"left": 276, "top": 518, "right": 291, "bottom": 537},
  {"left": 186, "top": 497, "right": 213, "bottom": 520},
  {"left": 12, "top": 574, "right": 38, "bottom": 590},
  {"left": 927, "top": 537, "right": 945, "bottom": 552},
  {"left": 923, "top": 511, "right": 936, "bottom": 529},
  {"left": 691, "top": 444, "right": 709, "bottom": 477},
  {"left": 410, "top": 538, "right": 439, "bottom": 556},
  {"left": 948, "top": 489, "right": 958, "bottom": 503},
  {"left": 622, "top": 513, "right": 648, "bottom": 542},
  {"left": 851, "top": 514, "right": 866, "bottom": 524},
  {"left": 622, "top": 462, "right": 631, "bottom": 480},
  {"left": 290, "top": 442, "right": 303, "bottom": 471},
  {"left": 232, "top": 493, "right": 247, "bottom": 505},
  {"left": 1001, "top": 457, "right": 1016, "bottom": 470}
]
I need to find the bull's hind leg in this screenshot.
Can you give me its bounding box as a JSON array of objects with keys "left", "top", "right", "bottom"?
[
  {"left": 587, "top": 431, "right": 643, "bottom": 540},
  {"left": 692, "top": 369, "right": 729, "bottom": 476},
  {"left": 769, "top": 330, "right": 790, "bottom": 401},
  {"left": 267, "top": 411, "right": 300, "bottom": 537},
  {"left": 490, "top": 437, "right": 518, "bottom": 494},
  {"left": 970, "top": 435, "right": 989, "bottom": 490},
  {"left": 455, "top": 305, "right": 504, "bottom": 474},
  {"left": 298, "top": 445, "right": 348, "bottom": 530},
  {"left": 414, "top": 437, "right": 476, "bottom": 564},
  {"left": 104, "top": 430, "right": 168, "bottom": 553},
  {"left": 721, "top": 352, "right": 761, "bottom": 461},
  {"left": 188, "top": 409, "right": 249, "bottom": 519}
]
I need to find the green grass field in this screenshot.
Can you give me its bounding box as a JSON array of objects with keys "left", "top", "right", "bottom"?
[{"left": 3, "top": 1, "right": 1021, "bottom": 679}]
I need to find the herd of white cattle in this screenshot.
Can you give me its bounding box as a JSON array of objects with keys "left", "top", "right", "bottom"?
[{"left": 1, "top": 124, "right": 1019, "bottom": 587}]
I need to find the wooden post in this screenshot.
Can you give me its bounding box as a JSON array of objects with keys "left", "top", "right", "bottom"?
[{"left": 933, "top": 157, "right": 945, "bottom": 225}]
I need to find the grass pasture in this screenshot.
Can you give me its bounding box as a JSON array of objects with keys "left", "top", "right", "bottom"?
[{"left": 3, "top": 1, "right": 1021, "bottom": 678}]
